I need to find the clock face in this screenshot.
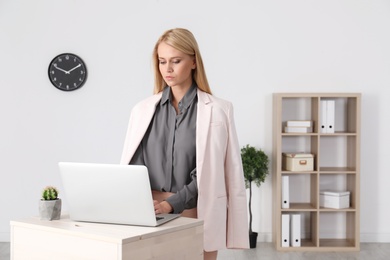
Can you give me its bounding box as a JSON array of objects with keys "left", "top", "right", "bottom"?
[{"left": 48, "top": 53, "right": 87, "bottom": 91}]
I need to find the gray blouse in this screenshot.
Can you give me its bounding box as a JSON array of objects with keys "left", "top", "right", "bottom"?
[{"left": 130, "top": 83, "right": 198, "bottom": 213}]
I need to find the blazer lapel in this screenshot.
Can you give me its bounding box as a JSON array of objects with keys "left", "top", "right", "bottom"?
[
  {"left": 196, "top": 90, "right": 212, "bottom": 185},
  {"left": 122, "top": 94, "right": 162, "bottom": 164},
  {"left": 133, "top": 96, "right": 160, "bottom": 146}
]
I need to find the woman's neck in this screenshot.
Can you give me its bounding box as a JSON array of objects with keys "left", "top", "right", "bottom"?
[
  {"left": 170, "top": 82, "right": 192, "bottom": 114},
  {"left": 170, "top": 82, "right": 192, "bottom": 104}
]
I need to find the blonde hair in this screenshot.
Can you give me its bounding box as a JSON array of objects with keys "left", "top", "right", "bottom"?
[{"left": 152, "top": 28, "right": 212, "bottom": 95}]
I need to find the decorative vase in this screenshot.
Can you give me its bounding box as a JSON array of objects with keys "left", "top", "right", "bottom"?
[
  {"left": 249, "top": 232, "right": 258, "bottom": 248},
  {"left": 39, "top": 199, "right": 62, "bottom": 220}
]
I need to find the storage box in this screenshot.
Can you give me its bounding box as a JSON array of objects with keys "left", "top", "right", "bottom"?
[
  {"left": 283, "top": 153, "right": 314, "bottom": 171},
  {"left": 320, "top": 191, "right": 350, "bottom": 209}
]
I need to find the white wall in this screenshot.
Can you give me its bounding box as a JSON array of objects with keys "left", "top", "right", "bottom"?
[{"left": 1, "top": 0, "right": 389, "bottom": 243}]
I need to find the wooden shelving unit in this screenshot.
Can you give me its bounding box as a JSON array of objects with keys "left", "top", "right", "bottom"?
[{"left": 272, "top": 93, "right": 361, "bottom": 251}]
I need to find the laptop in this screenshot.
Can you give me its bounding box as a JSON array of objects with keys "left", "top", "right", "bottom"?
[{"left": 58, "top": 162, "right": 180, "bottom": 226}]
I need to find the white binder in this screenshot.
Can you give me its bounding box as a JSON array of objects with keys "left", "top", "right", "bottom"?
[
  {"left": 326, "top": 100, "right": 335, "bottom": 133},
  {"left": 281, "top": 214, "right": 290, "bottom": 247},
  {"left": 320, "top": 100, "right": 335, "bottom": 133},
  {"left": 282, "top": 176, "right": 290, "bottom": 209},
  {"left": 290, "top": 214, "right": 301, "bottom": 247},
  {"left": 320, "top": 100, "right": 327, "bottom": 133}
]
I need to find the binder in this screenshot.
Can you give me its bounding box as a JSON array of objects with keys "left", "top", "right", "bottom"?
[
  {"left": 290, "top": 214, "right": 301, "bottom": 247},
  {"left": 281, "top": 214, "right": 290, "bottom": 247},
  {"left": 320, "top": 100, "right": 327, "bottom": 133},
  {"left": 326, "top": 100, "right": 335, "bottom": 133},
  {"left": 281, "top": 176, "right": 289, "bottom": 209}
]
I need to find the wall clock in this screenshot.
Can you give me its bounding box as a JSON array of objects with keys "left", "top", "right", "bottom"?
[{"left": 48, "top": 53, "right": 87, "bottom": 91}]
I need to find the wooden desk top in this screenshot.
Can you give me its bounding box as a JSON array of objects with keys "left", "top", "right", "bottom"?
[{"left": 11, "top": 215, "right": 203, "bottom": 244}]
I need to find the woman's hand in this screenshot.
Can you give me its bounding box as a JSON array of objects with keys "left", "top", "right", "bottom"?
[{"left": 154, "top": 200, "right": 173, "bottom": 214}]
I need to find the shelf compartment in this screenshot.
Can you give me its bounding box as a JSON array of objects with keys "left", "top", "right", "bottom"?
[
  {"left": 280, "top": 212, "right": 319, "bottom": 249},
  {"left": 319, "top": 212, "right": 358, "bottom": 248},
  {"left": 282, "top": 135, "right": 318, "bottom": 171},
  {"left": 281, "top": 97, "right": 319, "bottom": 133},
  {"left": 319, "top": 136, "right": 357, "bottom": 170},
  {"left": 319, "top": 174, "right": 357, "bottom": 210},
  {"left": 319, "top": 97, "right": 359, "bottom": 134},
  {"left": 282, "top": 173, "right": 318, "bottom": 209}
]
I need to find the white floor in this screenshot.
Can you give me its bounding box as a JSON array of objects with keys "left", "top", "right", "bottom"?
[{"left": 2, "top": 242, "right": 390, "bottom": 260}]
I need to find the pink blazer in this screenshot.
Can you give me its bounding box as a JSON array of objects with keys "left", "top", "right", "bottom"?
[{"left": 120, "top": 89, "right": 249, "bottom": 251}]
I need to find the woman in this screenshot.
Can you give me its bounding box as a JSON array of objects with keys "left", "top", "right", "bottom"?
[{"left": 120, "top": 28, "right": 249, "bottom": 260}]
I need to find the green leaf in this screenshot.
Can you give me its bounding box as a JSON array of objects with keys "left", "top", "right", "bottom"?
[{"left": 241, "top": 145, "right": 269, "bottom": 188}]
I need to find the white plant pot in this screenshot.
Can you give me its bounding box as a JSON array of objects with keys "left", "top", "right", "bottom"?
[{"left": 39, "top": 199, "right": 62, "bottom": 220}]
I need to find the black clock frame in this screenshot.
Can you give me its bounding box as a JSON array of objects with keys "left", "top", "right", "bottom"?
[{"left": 48, "top": 53, "right": 87, "bottom": 91}]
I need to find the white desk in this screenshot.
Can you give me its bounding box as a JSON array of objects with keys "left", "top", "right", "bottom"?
[{"left": 10, "top": 215, "right": 203, "bottom": 260}]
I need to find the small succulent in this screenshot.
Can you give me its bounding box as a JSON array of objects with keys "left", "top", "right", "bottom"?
[{"left": 41, "top": 186, "right": 59, "bottom": 200}]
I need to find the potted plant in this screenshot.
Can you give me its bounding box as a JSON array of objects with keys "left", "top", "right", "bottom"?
[
  {"left": 241, "top": 144, "right": 269, "bottom": 248},
  {"left": 39, "top": 186, "right": 62, "bottom": 220}
]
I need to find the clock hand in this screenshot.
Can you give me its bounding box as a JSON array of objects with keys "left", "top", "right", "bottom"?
[
  {"left": 67, "top": 64, "right": 81, "bottom": 74},
  {"left": 54, "top": 64, "right": 70, "bottom": 74}
]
